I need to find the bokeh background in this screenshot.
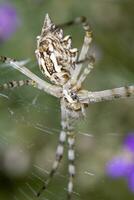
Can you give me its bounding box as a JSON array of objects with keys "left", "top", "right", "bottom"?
[{"left": 0, "top": 0, "right": 134, "bottom": 200}]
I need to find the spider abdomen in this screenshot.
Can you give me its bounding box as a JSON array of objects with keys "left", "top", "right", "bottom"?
[{"left": 35, "top": 15, "right": 78, "bottom": 86}]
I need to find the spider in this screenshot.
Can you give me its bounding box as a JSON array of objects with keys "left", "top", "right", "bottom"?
[{"left": 0, "top": 14, "right": 134, "bottom": 200}]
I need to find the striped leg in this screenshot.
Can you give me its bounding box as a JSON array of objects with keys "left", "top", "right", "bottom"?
[
  {"left": 0, "top": 56, "right": 61, "bottom": 98},
  {"left": 37, "top": 99, "right": 68, "bottom": 197},
  {"left": 58, "top": 16, "right": 93, "bottom": 85},
  {"left": 78, "top": 86, "right": 134, "bottom": 104},
  {"left": 58, "top": 16, "right": 91, "bottom": 30},
  {"left": 67, "top": 130, "right": 75, "bottom": 200},
  {"left": 76, "top": 55, "right": 95, "bottom": 88},
  {"left": 0, "top": 79, "right": 36, "bottom": 91},
  {"left": 71, "top": 18, "right": 92, "bottom": 85}
]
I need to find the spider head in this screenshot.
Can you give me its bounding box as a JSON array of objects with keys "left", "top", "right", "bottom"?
[
  {"left": 35, "top": 14, "right": 78, "bottom": 86},
  {"left": 63, "top": 88, "right": 81, "bottom": 112}
]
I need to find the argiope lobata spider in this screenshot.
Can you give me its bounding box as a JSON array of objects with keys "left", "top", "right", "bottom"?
[{"left": 0, "top": 14, "right": 134, "bottom": 199}]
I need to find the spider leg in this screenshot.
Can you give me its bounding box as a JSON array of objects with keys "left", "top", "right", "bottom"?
[
  {"left": 0, "top": 79, "right": 37, "bottom": 91},
  {"left": 67, "top": 129, "right": 75, "bottom": 200},
  {"left": 58, "top": 16, "right": 92, "bottom": 35},
  {"left": 37, "top": 98, "right": 68, "bottom": 197},
  {"left": 76, "top": 55, "right": 95, "bottom": 88},
  {"left": 69, "top": 18, "right": 92, "bottom": 85},
  {"left": 78, "top": 85, "right": 134, "bottom": 104},
  {"left": 0, "top": 79, "right": 55, "bottom": 93},
  {"left": 0, "top": 56, "right": 62, "bottom": 98},
  {"left": 58, "top": 17, "right": 92, "bottom": 85}
]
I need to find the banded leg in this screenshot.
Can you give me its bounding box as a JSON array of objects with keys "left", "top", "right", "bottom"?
[
  {"left": 76, "top": 55, "right": 95, "bottom": 89},
  {"left": 58, "top": 16, "right": 93, "bottom": 85},
  {"left": 0, "top": 56, "right": 61, "bottom": 98},
  {"left": 67, "top": 130, "right": 75, "bottom": 200},
  {"left": 58, "top": 16, "right": 91, "bottom": 29},
  {"left": 0, "top": 79, "right": 36, "bottom": 91},
  {"left": 78, "top": 86, "right": 134, "bottom": 104},
  {"left": 64, "top": 17, "right": 92, "bottom": 85},
  {"left": 37, "top": 99, "right": 68, "bottom": 197}
]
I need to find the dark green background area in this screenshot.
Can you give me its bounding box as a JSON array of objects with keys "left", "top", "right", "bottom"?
[{"left": 0, "top": 0, "right": 134, "bottom": 200}]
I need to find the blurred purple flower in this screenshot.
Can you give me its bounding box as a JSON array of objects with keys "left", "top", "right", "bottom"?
[
  {"left": 106, "top": 157, "right": 132, "bottom": 178},
  {"left": 123, "top": 133, "right": 134, "bottom": 153},
  {"left": 106, "top": 132, "right": 134, "bottom": 193},
  {"left": 0, "top": 3, "right": 19, "bottom": 41},
  {"left": 128, "top": 170, "right": 134, "bottom": 192}
]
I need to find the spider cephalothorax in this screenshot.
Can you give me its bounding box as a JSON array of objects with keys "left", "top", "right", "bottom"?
[{"left": 35, "top": 14, "right": 78, "bottom": 86}]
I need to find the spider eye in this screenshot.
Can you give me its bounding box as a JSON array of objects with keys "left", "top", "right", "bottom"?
[{"left": 70, "top": 91, "right": 78, "bottom": 101}]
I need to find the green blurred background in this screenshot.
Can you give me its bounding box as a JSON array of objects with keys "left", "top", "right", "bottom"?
[{"left": 0, "top": 0, "right": 134, "bottom": 200}]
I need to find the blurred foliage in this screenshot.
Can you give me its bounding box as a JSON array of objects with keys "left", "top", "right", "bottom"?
[{"left": 0, "top": 0, "right": 134, "bottom": 200}]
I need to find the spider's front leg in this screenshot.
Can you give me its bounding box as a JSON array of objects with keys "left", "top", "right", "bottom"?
[{"left": 37, "top": 98, "right": 68, "bottom": 197}]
